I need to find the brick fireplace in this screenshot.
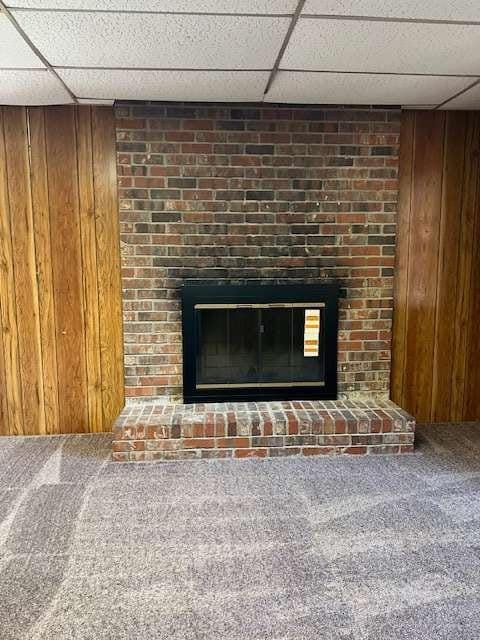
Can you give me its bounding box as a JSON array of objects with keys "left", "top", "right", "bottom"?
[{"left": 113, "top": 102, "right": 414, "bottom": 461}]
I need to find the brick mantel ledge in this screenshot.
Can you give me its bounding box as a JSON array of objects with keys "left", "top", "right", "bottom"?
[{"left": 112, "top": 398, "right": 415, "bottom": 462}]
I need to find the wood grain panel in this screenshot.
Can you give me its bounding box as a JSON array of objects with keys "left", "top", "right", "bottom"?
[
  {"left": 76, "top": 106, "right": 103, "bottom": 432},
  {"left": 450, "top": 114, "right": 479, "bottom": 421},
  {"left": 462, "top": 114, "right": 480, "bottom": 420},
  {"left": 431, "top": 113, "right": 466, "bottom": 422},
  {"left": 29, "top": 107, "right": 60, "bottom": 435},
  {"left": 0, "top": 105, "right": 124, "bottom": 435},
  {"left": 392, "top": 110, "right": 480, "bottom": 423},
  {"left": 403, "top": 111, "right": 445, "bottom": 422},
  {"left": 92, "top": 107, "right": 125, "bottom": 427},
  {"left": 0, "top": 108, "right": 25, "bottom": 435},
  {"left": 3, "top": 107, "right": 46, "bottom": 435},
  {"left": 45, "top": 106, "right": 89, "bottom": 433},
  {"left": 464, "top": 224, "right": 480, "bottom": 419},
  {"left": 0, "top": 120, "right": 11, "bottom": 435}
]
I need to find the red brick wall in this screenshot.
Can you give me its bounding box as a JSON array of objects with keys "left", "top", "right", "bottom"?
[{"left": 116, "top": 103, "right": 400, "bottom": 400}]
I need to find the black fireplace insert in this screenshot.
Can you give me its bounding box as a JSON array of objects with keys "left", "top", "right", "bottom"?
[{"left": 181, "top": 284, "right": 339, "bottom": 403}]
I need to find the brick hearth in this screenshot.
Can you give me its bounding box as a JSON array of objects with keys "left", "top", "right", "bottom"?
[{"left": 112, "top": 398, "right": 415, "bottom": 462}]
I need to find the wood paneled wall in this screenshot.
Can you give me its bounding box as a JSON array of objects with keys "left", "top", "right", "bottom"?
[
  {"left": 0, "top": 105, "right": 124, "bottom": 435},
  {"left": 392, "top": 110, "right": 480, "bottom": 423}
]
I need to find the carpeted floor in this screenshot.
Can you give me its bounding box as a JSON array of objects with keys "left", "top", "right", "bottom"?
[{"left": 1, "top": 424, "right": 480, "bottom": 639}]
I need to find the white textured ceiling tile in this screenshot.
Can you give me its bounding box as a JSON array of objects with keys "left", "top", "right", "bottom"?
[
  {"left": 57, "top": 69, "right": 268, "bottom": 101},
  {"left": 283, "top": 19, "right": 480, "bottom": 75},
  {"left": 440, "top": 83, "right": 480, "bottom": 109},
  {"left": 0, "top": 14, "right": 44, "bottom": 68},
  {"left": 266, "top": 72, "right": 473, "bottom": 105},
  {"left": 13, "top": 12, "right": 289, "bottom": 68},
  {"left": 303, "top": 0, "right": 480, "bottom": 21},
  {"left": 7, "top": 0, "right": 296, "bottom": 12},
  {"left": 0, "top": 69, "right": 72, "bottom": 105}
]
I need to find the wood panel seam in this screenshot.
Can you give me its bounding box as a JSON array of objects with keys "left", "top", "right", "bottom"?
[{"left": 429, "top": 113, "right": 447, "bottom": 422}]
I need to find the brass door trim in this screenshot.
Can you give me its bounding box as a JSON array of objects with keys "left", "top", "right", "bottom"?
[
  {"left": 194, "top": 302, "right": 326, "bottom": 309},
  {"left": 196, "top": 381, "right": 325, "bottom": 389}
]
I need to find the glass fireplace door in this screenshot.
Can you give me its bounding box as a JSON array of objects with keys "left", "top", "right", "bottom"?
[
  {"left": 196, "top": 308, "right": 260, "bottom": 386},
  {"left": 195, "top": 303, "right": 325, "bottom": 389}
]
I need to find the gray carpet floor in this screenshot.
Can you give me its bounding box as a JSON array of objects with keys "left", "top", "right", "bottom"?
[{"left": 1, "top": 424, "right": 480, "bottom": 639}]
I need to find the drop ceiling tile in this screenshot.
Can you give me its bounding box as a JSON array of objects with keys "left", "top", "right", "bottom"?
[
  {"left": 266, "top": 72, "right": 473, "bottom": 105},
  {"left": 0, "top": 69, "right": 72, "bottom": 105},
  {"left": 303, "top": 0, "right": 480, "bottom": 21},
  {"left": 0, "top": 14, "right": 44, "bottom": 68},
  {"left": 283, "top": 18, "right": 480, "bottom": 75},
  {"left": 58, "top": 68, "right": 268, "bottom": 101},
  {"left": 13, "top": 11, "right": 289, "bottom": 69},
  {"left": 7, "top": 0, "right": 296, "bottom": 12},
  {"left": 440, "top": 82, "right": 480, "bottom": 109}
]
